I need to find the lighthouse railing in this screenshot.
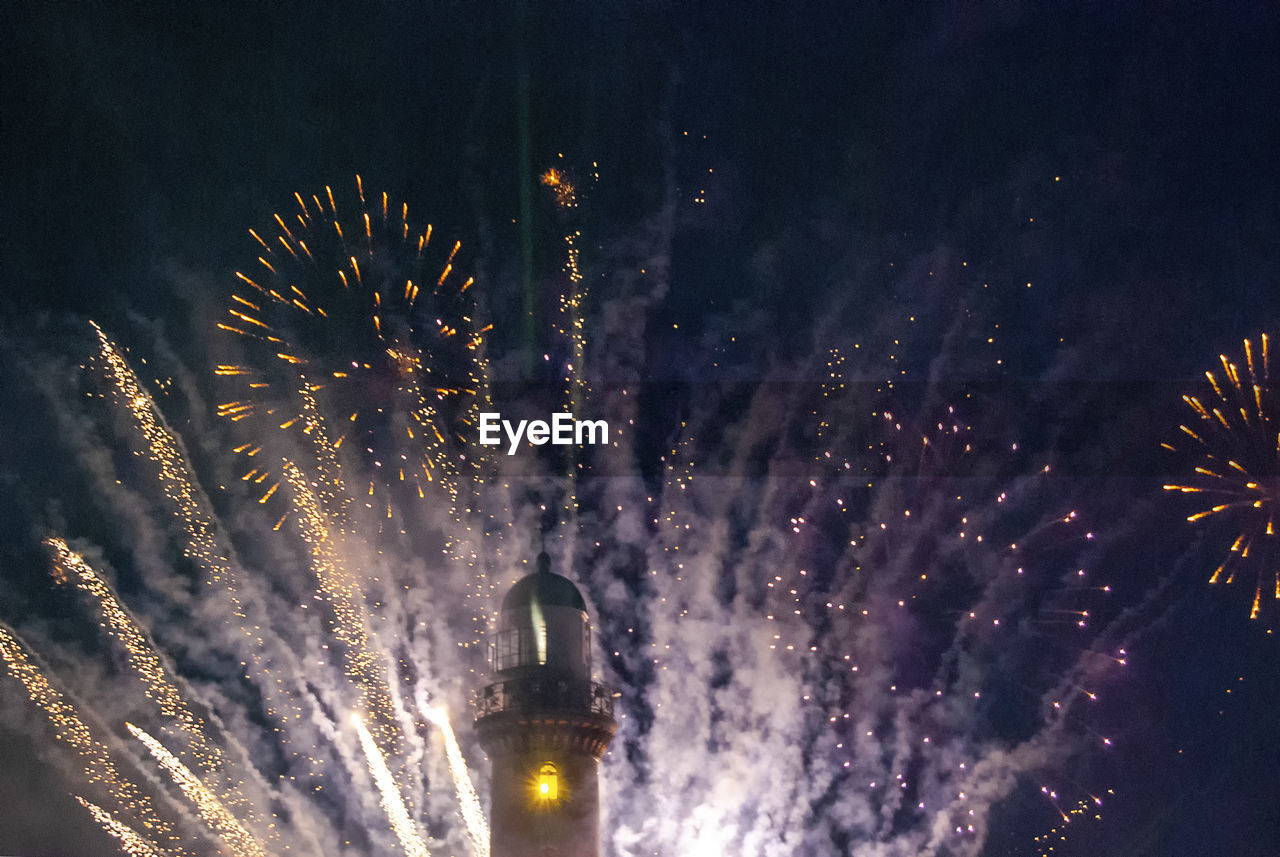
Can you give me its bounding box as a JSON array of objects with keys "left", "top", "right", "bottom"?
[{"left": 474, "top": 676, "right": 614, "bottom": 719}]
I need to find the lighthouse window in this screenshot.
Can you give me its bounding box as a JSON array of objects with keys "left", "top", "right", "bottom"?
[
  {"left": 520, "top": 623, "right": 548, "bottom": 666},
  {"left": 491, "top": 625, "right": 548, "bottom": 670},
  {"left": 536, "top": 762, "right": 559, "bottom": 801},
  {"left": 493, "top": 630, "right": 518, "bottom": 671}
]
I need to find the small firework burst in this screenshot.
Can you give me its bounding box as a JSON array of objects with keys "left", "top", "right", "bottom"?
[
  {"left": 216, "top": 176, "right": 492, "bottom": 523},
  {"left": 539, "top": 166, "right": 577, "bottom": 210},
  {"left": 1164, "top": 334, "right": 1280, "bottom": 618}
]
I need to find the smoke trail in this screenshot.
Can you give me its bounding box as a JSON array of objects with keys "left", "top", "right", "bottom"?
[
  {"left": 127, "top": 722, "right": 266, "bottom": 857},
  {"left": 425, "top": 706, "right": 489, "bottom": 857},
  {"left": 45, "top": 537, "right": 264, "bottom": 830},
  {"left": 91, "top": 322, "right": 323, "bottom": 777},
  {"left": 353, "top": 714, "right": 431, "bottom": 857},
  {"left": 283, "top": 460, "right": 404, "bottom": 761},
  {"left": 0, "top": 623, "right": 187, "bottom": 856},
  {"left": 76, "top": 796, "right": 171, "bottom": 857}
]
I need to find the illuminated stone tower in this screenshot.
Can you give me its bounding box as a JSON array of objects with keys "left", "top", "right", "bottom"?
[{"left": 475, "top": 553, "right": 616, "bottom": 857}]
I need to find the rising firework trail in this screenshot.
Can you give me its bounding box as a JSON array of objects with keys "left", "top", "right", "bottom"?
[
  {"left": 541, "top": 163, "right": 590, "bottom": 419},
  {"left": 0, "top": 623, "right": 185, "bottom": 856},
  {"left": 425, "top": 706, "right": 489, "bottom": 857},
  {"left": 45, "top": 537, "right": 264, "bottom": 834},
  {"left": 126, "top": 723, "right": 267, "bottom": 857},
  {"left": 542, "top": 160, "right": 594, "bottom": 526},
  {"left": 1164, "top": 334, "right": 1280, "bottom": 618},
  {"left": 282, "top": 459, "right": 404, "bottom": 761},
  {"left": 75, "top": 797, "right": 169, "bottom": 857},
  {"left": 353, "top": 714, "right": 432, "bottom": 857}
]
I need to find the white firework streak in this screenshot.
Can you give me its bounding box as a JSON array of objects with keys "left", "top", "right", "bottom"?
[
  {"left": 425, "top": 706, "right": 489, "bottom": 857},
  {"left": 46, "top": 536, "right": 264, "bottom": 831},
  {"left": 0, "top": 622, "right": 186, "bottom": 856},
  {"left": 92, "top": 322, "right": 318, "bottom": 766},
  {"left": 75, "top": 796, "right": 169, "bottom": 857},
  {"left": 353, "top": 714, "right": 431, "bottom": 857},
  {"left": 127, "top": 723, "right": 267, "bottom": 857}
]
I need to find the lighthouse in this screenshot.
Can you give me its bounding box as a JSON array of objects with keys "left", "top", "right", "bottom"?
[{"left": 475, "top": 552, "right": 616, "bottom": 857}]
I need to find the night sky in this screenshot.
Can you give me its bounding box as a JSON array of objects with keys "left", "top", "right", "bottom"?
[{"left": 2, "top": 3, "right": 1280, "bottom": 856}]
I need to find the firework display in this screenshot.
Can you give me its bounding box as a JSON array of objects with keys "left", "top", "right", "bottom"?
[
  {"left": 216, "top": 177, "right": 492, "bottom": 520},
  {"left": 1, "top": 250, "right": 1152, "bottom": 857},
  {"left": 1165, "top": 336, "right": 1280, "bottom": 618},
  {"left": 0, "top": 623, "right": 185, "bottom": 855},
  {"left": 3, "top": 10, "right": 1279, "bottom": 855},
  {"left": 588, "top": 303, "right": 1126, "bottom": 855}
]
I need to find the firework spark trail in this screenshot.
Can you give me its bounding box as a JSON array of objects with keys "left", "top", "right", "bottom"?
[
  {"left": 353, "top": 715, "right": 431, "bottom": 857},
  {"left": 74, "top": 322, "right": 456, "bottom": 853},
  {"left": 425, "top": 707, "right": 489, "bottom": 857},
  {"left": 541, "top": 165, "right": 589, "bottom": 418},
  {"left": 92, "top": 323, "right": 328, "bottom": 793},
  {"left": 127, "top": 723, "right": 267, "bottom": 857},
  {"left": 295, "top": 374, "right": 352, "bottom": 531},
  {"left": 46, "top": 537, "right": 207, "bottom": 736},
  {"left": 44, "top": 537, "right": 264, "bottom": 824},
  {"left": 76, "top": 797, "right": 170, "bottom": 857},
  {"left": 0, "top": 623, "right": 186, "bottom": 856},
  {"left": 541, "top": 163, "right": 594, "bottom": 531},
  {"left": 93, "top": 321, "right": 242, "bottom": 599},
  {"left": 282, "top": 461, "right": 404, "bottom": 763},
  {"left": 1164, "top": 334, "right": 1280, "bottom": 618},
  {"left": 90, "top": 316, "right": 478, "bottom": 852}
]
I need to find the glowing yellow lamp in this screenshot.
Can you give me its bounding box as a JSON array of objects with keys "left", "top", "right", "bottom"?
[{"left": 536, "top": 762, "right": 558, "bottom": 801}]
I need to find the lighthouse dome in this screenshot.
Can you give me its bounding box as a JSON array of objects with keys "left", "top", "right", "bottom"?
[{"left": 502, "top": 552, "right": 587, "bottom": 613}]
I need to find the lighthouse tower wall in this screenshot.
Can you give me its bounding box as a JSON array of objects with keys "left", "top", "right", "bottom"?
[{"left": 486, "top": 741, "right": 603, "bottom": 857}]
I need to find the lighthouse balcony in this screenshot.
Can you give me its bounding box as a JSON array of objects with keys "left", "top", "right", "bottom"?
[{"left": 474, "top": 676, "right": 615, "bottom": 720}]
